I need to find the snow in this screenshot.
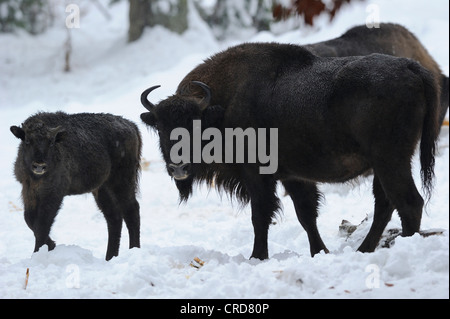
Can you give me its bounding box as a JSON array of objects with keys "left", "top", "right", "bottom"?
[{"left": 0, "top": 0, "right": 448, "bottom": 299}]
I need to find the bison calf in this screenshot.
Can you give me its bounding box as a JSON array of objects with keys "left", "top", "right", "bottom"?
[{"left": 11, "top": 112, "right": 142, "bottom": 261}]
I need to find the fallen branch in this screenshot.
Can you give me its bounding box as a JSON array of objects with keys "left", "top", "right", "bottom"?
[
  {"left": 340, "top": 218, "right": 445, "bottom": 249},
  {"left": 381, "top": 228, "right": 446, "bottom": 248},
  {"left": 23, "top": 268, "right": 29, "bottom": 290}
]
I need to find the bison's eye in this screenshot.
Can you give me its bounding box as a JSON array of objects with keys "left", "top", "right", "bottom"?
[{"left": 24, "top": 139, "right": 30, "bottom": 145}]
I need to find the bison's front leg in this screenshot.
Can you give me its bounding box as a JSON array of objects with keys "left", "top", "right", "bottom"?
[
  {"left": 244, "top": 174, "right": 280, "bottom": 260},
  {"left": 24, "top": 198, "right": 62, "bottom": 254}
]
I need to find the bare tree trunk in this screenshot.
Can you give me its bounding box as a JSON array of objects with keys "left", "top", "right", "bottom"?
[
  {"left": 128, "top": 0, "right": 150, "bottom": 42},
  {"left": 64, "top": 28, "right": 72, "bottom": 72},
  {"left": 148, "top": 0, "right": 188, "bottom": 34}
]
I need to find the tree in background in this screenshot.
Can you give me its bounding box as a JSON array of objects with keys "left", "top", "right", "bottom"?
[
  {"left": 1, "top": 0, "right": 363, "bottom": 40},
  {"left": 128, "top": 0, "right": 272, "bottom": 42},
  {"left": 200, "top": 0, "right": 273, "bottom": 40},
  {"left": 127, "top": 0, "right": 361, "bottom": 42},
  {"left": 1, "top": 0, "right": 365, "bottom": 71},
  {"left": 0, "top": 0, "right": 51, "bottom": 34},
  {"left": 128, "top": 0, "right": 188, "bottom": 42}
]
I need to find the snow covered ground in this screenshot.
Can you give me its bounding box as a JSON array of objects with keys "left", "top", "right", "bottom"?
[{"left": 0, "top": 0, "right": 448, "bottom": 299}]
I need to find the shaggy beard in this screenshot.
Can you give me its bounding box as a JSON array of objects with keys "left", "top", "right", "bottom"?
[{"left": 175, "top": 177, "right": 194, "bottom": 203}]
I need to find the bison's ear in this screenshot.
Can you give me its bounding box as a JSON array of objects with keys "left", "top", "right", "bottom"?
[
  {"left": 10, "top": 126, "right": 25, "bottom": 140},
  {"left": 49, "top": 126, "right": 66, "bottom": 144},
  {"left": 54, "top": 129, "right": 67, "bottom": 144},
  {"left": 202, "top": 105, "right": 225, "bottom": 127},
  {"left": 141, "top": 112, "right": 157, "bottom": 127}
]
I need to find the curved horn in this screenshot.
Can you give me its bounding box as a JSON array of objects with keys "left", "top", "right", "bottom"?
[
  {"left": 191, "top": 81, "right": 211, "bottom": 107},
  {"left": 141, "top": 85, "right": 161, "bottom": 111}
]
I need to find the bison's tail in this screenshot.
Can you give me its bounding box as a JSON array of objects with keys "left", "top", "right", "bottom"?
[
  {"left": 414, "top": 64, "right": 440, "bottom": 202},
  {"left": 439, "top": 74, "right": 449, "bottom": 125},
  {"left": 133, "top": 124, "right": 143, "bottom": 195}
]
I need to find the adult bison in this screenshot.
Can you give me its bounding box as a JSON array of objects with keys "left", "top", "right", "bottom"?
[
  {"left": 305, "top": 23, "right": 448, "bottom": 126},
  {"left": 140, "top": 42, "right": 439, "bottom": 259},
  {"left": 11, "top": 112, "right": 142, "bottom": 261}
]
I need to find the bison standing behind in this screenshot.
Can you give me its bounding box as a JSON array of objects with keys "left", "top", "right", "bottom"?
[
  {"left": 305, "top": 23, "right": 448, "bottom": 126},
  {"left": 140, "top": 42, "right": 440, "bottom": 260},
  {"left": 10, "top": 112, "right": 142, "bottom": 261}
]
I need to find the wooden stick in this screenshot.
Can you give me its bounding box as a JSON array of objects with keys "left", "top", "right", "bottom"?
[{"left": 24, "top": 268, "right": 29, "bottom": 290}]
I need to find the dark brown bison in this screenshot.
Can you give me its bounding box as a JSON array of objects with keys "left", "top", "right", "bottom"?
[
  {"left": 11, "top": 112, "right": 142, "bottom": 260},
  {"left": 140, "top": 42, "right": 439, "bottom": 259},
  {"left": 305, "top": 23, "right": 448, "bottom": 126}
]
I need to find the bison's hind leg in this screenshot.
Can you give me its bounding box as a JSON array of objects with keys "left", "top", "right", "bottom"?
[
  {"left": 359, "top": 158, "right": 423, "bottom": 253},
  {"left": 116, "top": 139, "right": 141, "bottom": 250},
  {"left": 94, "top": 172, "right": 141, "bottom": 260},
  {"left": 120, "top": 191, "right": 140, "bottom": 250},
  {"left": 358, "top": 175, "right": 395, "bottom": 252},
  {"left": 379, "top": 170, "right": 423, "bottom": 237},
  {"left": 93, "top": 186, "right": 123, "bottom": 261}
]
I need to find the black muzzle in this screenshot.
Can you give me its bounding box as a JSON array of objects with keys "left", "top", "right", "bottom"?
[
  {"left": 168, "top": 163, "right": 191, "bottom": 181},
  {"left": 32, "top": 162, "right": 47, "bottom": 175}
]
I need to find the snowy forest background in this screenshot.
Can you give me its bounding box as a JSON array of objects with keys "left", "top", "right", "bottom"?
[
  {"left": 1, "top": 0, "right": 364, "bottom": 38},
  {"left": 0, "top": 0, "right": 448, "bottom": 299}
]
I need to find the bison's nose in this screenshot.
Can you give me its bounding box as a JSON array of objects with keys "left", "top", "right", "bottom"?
[
  {"left": 168, "top": 163, "right": 191, "bottom": 180},
  {"left": 32, "top": 162, "right": 47, "bottom": 175}
]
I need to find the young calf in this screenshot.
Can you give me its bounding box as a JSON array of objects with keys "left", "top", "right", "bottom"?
[{"left": 11, "top": 112, "right": 142, "bottom": 260}]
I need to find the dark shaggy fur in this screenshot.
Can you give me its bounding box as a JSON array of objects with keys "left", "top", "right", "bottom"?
[
  {"left": 305, "top": 23, "right": 448, "bottom": 127},
  {"left": 11, "top": 112, "right": 142, "bottom": 260},
  {"left": 141, "top": 42, "right": 440, "bottom": 259}
]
